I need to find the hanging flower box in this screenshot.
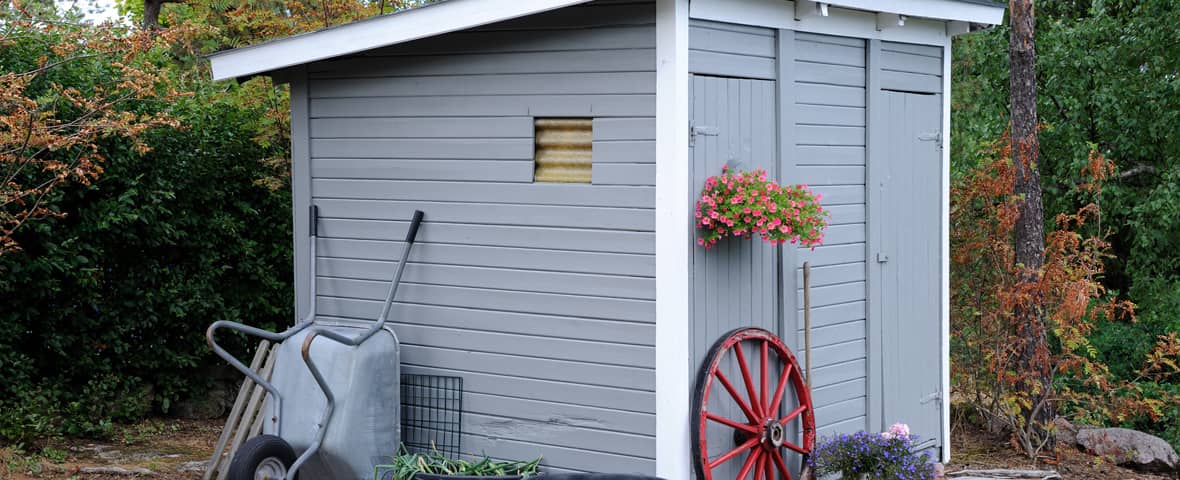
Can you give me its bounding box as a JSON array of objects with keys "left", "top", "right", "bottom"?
[{"left": 695, "top": 166, "right": 829, "bottom": 249}]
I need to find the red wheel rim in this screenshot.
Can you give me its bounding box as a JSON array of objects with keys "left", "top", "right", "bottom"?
[{"left": 692, "top": 328, "right": 816, "bottom": 480}]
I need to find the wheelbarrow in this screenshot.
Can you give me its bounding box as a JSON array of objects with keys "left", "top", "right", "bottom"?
[{"left": 207, "top": 209, "right": 425, "bottom": 480}]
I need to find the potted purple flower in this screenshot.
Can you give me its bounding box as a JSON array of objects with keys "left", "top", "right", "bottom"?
[{"left": 809, "top": 423, "right": 937, "bottom": 480}]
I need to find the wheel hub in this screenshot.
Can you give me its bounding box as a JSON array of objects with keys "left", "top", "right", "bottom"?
[
  {"left": 254, "top": 457, "right": 288, "bottom": 480},
  {"left": 766, "top": 419, "right": 785, "bottom": 448}
]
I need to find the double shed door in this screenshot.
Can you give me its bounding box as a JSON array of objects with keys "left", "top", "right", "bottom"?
[{"left": 688, "top": 49, "right": 946, "bottom": 466}]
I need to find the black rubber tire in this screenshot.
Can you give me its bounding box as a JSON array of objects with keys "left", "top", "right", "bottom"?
[{"left": 227, "top": 435, "right": 299, "bottom": 480}]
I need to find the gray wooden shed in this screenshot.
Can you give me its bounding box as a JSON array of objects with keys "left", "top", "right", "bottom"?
[{"left": 209, "top": 0, "right": 1003, "bottom": 476}]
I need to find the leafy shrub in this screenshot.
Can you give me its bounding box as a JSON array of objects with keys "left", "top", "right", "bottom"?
[
  {"left": 951, "top": 3, "right": 1180, "bottom": 449},
  {"left": 0, "top": 74, "right": 292, "bottom": 444}
]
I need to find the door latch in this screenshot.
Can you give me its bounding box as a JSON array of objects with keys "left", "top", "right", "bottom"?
[{"left": 876, "top": 253, "right": 889, "bottom": 264}]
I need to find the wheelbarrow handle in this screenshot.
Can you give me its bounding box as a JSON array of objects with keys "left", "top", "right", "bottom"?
[{"left": 405, "top": 209, "right": 424, "bottom": 244}]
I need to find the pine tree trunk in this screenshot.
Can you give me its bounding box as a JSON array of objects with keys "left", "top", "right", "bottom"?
[
  {"left": 143, "top": 0, "right": 181, "bottom": 31},
  {"left": 143, "top": 0, "right": 162, "bottom": 30},
  {"left": 1009, "top": 0, "right": 1054, "bottom": 458}
]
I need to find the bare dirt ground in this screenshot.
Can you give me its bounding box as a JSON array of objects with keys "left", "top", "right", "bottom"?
[
  {"left": 2, "top": 417, "right": 1173, "bottom": 479},
  {"left": 0, "top": 419, "right": 220, "bottom": 480},
  {"left": 947, "top": 421, "right": 1173, "bottom": 480}
]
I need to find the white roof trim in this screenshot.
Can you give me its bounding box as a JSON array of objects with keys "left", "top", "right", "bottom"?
[
  {"left": 822, "top": 0, "right": 1003, "bottom": 24},
  {"left": 208, "top": 0, "right": 594, "bottom": 81},
  {"left": 210, "top": 0, "right": 1001, "bottom": 80}
]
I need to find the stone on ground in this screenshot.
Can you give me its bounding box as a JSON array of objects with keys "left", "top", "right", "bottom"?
[{"left": 1075, "top": 427, "right": 1179, "bottom": 474}]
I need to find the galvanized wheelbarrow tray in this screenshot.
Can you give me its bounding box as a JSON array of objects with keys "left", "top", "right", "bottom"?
[{"left": 206, "top": 209, "right": 425, "bottom": 480}]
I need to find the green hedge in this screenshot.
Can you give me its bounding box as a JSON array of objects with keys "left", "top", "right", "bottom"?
[{"left": 0, "top": 81, "right": 293, "bottom": 443}]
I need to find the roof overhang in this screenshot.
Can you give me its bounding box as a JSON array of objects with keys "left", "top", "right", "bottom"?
[
  {"left": 209, "top": 0, "right": 1004, "bottom": 81},
  {"left": 820, "top": 0, "right": 1004, "bottom": 25},
  {"left": 208, "top": 0, "right": 594, "bottom": 81}
]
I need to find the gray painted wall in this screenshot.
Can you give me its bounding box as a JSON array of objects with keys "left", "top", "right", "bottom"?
[
  {"left": 788, "top": 30, "right": 871, "bottom": 440},
  {"left": 297, "top": 1, "right": 657, "bottom": 474},
  {"left": 689, "top": 20, "right": 777, "bottom": 80}
]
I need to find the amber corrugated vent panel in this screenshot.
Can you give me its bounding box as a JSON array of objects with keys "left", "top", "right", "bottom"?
[{"left": 534, "top": 118, "right": 592, "bottom": 183}]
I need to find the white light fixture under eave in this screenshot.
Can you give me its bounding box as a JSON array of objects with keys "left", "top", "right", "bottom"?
[
  {"left": 876, "top": 12, "right": 908, "bottom": 30},
  {"left": 795, "top": 0, "right": 830, "bottom": 21}
]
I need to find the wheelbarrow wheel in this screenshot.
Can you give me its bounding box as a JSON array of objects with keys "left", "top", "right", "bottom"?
[{"left": 228, "top": 435, "right": 298, "bottom": 480}]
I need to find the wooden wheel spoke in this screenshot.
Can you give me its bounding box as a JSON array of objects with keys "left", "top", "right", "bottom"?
[
  {"left": 737, "top": 448, "right": 761, "bottom": 480},
  {"left": 733, "top": 342, "right": 764, "bottom": 417},
  {"left": 708, "top": 437, "right": 760, "bottom": 470},
  {"left": 754, "top": 451, "right": 766, "bottom": 480},
  {"left": 771, "top": 449, "right": 792, "bottom": 480},
  {"left": 715, "top": 369, "right": 760, "bottom": 423},
  {"left": 763, "top": 451, "right": 775, "bottom": 480},
  {"left": 778, "top": 404, "right": 808, "bottom": 426},
  {"left": 768, "top": 363, "right": 792, "bottom": 416},
  {"left": 760, "top": 340, "right": 769, "bottom": 415},
  {"left": 782, "top": 440, "right": 809, "bottom": 455},
  {"left": 705, "top": 412, "right": 758, "bottom": 433}
]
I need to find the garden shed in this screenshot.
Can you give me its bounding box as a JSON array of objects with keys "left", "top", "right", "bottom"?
[{"left": 208, "top": 0, "right": 1004, "bottom": 477}]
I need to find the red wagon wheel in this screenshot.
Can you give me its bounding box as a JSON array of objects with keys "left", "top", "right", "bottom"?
[{"left": 692, "top": 328, "right": 816, "bottom": 480}]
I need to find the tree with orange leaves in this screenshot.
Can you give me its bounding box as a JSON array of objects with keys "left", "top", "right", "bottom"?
[
  {"left": 0, "top": 5, "right": 183, "bottom": 254},
  {"left": 950, "top": 139, "right": 1180, "bottom": 459}
]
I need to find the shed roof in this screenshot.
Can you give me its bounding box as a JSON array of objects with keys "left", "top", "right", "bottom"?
[{"left": 208, "top": 0, "right": 1005, "bottom": 81}]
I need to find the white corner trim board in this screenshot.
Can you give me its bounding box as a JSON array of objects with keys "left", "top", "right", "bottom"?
[
  {"left": 208, "top": 0, "right": 594, "bottom": 80},
  {"left": 654, "top": 0, "right": 692, "bottom": 477},
  {"left": 940, "top": 34, "right": 953, "bottom": 465}
]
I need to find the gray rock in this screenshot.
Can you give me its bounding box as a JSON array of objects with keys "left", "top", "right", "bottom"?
[
  {"left": 178, "top": 460, "right": 208, "bottom": 472},
  {"left": 1052, "top": 417, "right": 1078, "bottom": 447},
  {"left": 1075, "top": 427, "right": 1179, "bottom": 473},
  {"left": 173, "top": 383, "right": 232, "bottom": 419},
  {"left": 79, "top": 466, "right": 154, "bottom": 476}
]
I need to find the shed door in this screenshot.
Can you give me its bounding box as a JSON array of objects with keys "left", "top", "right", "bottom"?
[
  {"left": 689, "top": 74, "right": 782, "bottom": 479},
  {"left": 690, "top": 74, "right": 779, "bottom": 370},
  {"left": 877, "top": 91, "right": 943, "bottom": 451}
]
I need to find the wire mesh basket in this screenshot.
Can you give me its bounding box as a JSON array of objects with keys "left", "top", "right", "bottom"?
[{"left": 400, "top": 374, "right": 463, "bottom": 459}]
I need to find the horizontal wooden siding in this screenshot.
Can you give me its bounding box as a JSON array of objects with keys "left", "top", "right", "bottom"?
[
  {"left": 304, "top": 1, "right": 656, "bottom": 473},
  {"left": 791, "top": 31, "right": 870, "bottom": 439}
]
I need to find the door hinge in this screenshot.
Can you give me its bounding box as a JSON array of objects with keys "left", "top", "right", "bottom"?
[
  {"left": 689, "top": 122, "right": 719, "bottom": 147},
  {"left": 919, "top": 131, "right": 943, "bottom": 150},
  {"left": 911, "top": 438, "right": 938, "bottom": 452}
]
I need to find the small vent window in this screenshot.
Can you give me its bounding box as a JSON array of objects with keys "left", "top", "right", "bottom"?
[{"left": 534, "top": 118, "right": 592, "bottom": 183}]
